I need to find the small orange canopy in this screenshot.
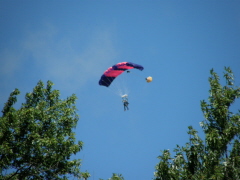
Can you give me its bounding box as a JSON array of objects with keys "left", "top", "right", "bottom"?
[{"left": 146, "top": 76, "right": 153, "bottom": 83}]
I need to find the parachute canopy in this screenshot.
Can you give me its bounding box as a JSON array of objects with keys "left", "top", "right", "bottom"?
[
  {"left": 99, "top": 62, "right": 144, "bottom": 87},
  {"left": 146, "top": 76, "right": 153, "bottom": 83}
]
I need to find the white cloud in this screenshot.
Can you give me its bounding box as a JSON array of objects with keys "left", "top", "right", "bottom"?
[
  {"left": 22, "top": 24, "right": 117, "bottom": 91},
  {"left": 0, "top": 24, "right": 118, "bottom": 108},
  {"left": 1, "top": 24, "right": 117, "bottom": 91}
]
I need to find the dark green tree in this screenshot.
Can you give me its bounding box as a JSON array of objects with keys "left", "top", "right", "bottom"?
[
  {"left": 154, "top": 67, "right": 240, "bottom": 180},
  {"left": 0, "top": 81, "right": 83, "bottom": 179}
]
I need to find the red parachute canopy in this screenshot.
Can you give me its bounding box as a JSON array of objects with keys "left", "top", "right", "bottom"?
[{"left": 99, "top": 62, "right": 144, "bottom": 87}]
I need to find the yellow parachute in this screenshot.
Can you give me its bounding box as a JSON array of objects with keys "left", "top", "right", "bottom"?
[{"left": 146, "top": 76, "right": 153, "bottom": 83}]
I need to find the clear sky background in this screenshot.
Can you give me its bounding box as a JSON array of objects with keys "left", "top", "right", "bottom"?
[{"left": 1, "top": 1, "right": 240, "bottom": 179}]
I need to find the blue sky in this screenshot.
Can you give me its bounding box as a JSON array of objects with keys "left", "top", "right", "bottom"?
[{"left": 1, "top": 1, "right": 240, "bottom": 179}]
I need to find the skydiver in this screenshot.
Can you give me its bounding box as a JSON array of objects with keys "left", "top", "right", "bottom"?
[
  {"left": 123, "top": 99, "right": 129, "bottom": 111},
  {"left": 122, "top": 94, "right": 129, "bottom": 111}
]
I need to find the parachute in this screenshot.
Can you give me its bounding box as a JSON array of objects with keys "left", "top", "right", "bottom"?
[
  {"left": 99, "top": 62, "right": 144, "bottom": 87},
  {"left": 146, "top": 76, "right": 153, "bottom": 83}
]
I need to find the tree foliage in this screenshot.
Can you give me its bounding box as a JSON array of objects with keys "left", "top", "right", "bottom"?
[
  {"left": 0, "top": 81, "right": 83, "bottom": 179},
  {"left": 81, "top": 171, "right": 91, "bottom": 180},
  {"left": 154, "top": 67, "right": 240, "bottom": 180},
  {"left": 99, "top": 173, "right": 124, "bottom": 180}
]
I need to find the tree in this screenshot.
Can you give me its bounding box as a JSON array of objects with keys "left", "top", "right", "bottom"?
[
  {"left": 154, "top": 67, "right": 240, "bottom": 180},
  {"left": 99, "top": 173, "right": 124, "bottom": 180},
  {"left": 107, "top": 173, "right": 124, "bottom": 180},
  {"left": 0, "top": 81, "right": 83, "bottom": 179},
  {"left": 81, "top": 171, "right": 91, "bottom": 180}
]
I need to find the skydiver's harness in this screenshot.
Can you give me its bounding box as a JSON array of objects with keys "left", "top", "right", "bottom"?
[{"left": 123, "top": 100, "right": 129, "bottom": 106}]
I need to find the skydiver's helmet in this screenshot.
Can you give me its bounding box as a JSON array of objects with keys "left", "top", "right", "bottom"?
[
  {"left": 122, "top": 94, "right": 128, "bottom": 100},
  {"left": 122, "top": 94, "right": 128, "bottom": 98}
]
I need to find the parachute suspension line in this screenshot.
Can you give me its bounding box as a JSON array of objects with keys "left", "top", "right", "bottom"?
[
  {"left": 101, "top": 77, "right": 122, "bottom": 96},
  {"left": 129, "top": 69, "right": 142, "bottom": 79},
  {"left": 105, "top": 85, "right": 119, "bottom": 96},
  {"left": 110, "top": 77, "right": 125, "bottom": 96},
  {"left": 115, "top": 73, "right": 129, "bottom": 97},
  {"left": 99, "top": 73, "right": 130, "bottom": 97},
  {"left": 120, "top": 71, "right": 130, "bottom": 96}
]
